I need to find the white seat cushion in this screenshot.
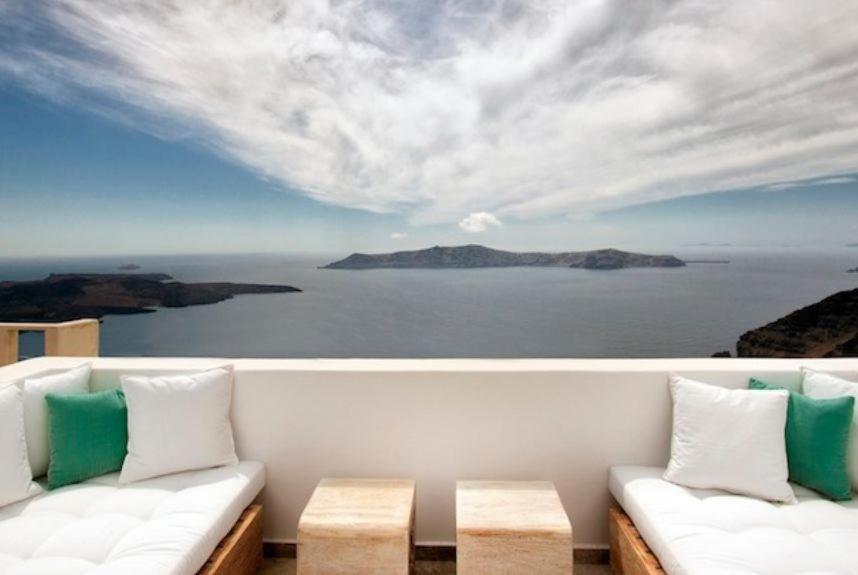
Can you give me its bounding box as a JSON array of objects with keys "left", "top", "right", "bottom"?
[
  {"left": 0, "top": 461, "right": 264, "bottom": 575},
  {"left": 610, "top": 466, "right": 858, "bottom": 575}
]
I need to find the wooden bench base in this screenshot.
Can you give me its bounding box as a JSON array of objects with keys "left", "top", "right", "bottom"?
[
  {"left": 198, "top": 505, "right": 264, "bottom": 575},
  {"left": 609, "top": 504, "right": 665, "bottom": 575},
  {"left": 196, "top": 501, "right": 655, "bottom": 575}
]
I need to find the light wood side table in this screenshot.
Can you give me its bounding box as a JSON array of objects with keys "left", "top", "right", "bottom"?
[
  {"left": 297, "top": 478, "right": 416, "bottom": 575},
  {"left": 457, "top": 481, "right": 573, "bottom": 574}
]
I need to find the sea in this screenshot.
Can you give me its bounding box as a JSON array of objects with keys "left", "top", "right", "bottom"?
[{"left": 2, "top": 248, "right": 857, "bottom": 359}]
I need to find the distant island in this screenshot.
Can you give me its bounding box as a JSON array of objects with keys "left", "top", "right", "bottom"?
[
  {"left": 118, "top": 263, "right": 141, "bottom": 271},
  {"left": 733, "top": 288, "right": 858, "bottom": 357},
  {"left": 0, "top": 273, "right": 300, "bottom": 322},
  {"left": 323, "top": 245, "right": 686, "bottom": 270},
  {"left": 848, "top": 267, "right": 858, "bottom": 273}
]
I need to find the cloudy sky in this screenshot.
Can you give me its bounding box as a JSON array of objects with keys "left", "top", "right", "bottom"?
[{"left": 2, "top": 0, "right": 858, "bottom": 256}]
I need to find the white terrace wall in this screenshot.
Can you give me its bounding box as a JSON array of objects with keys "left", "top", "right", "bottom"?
[{"left": 3, "top": 356, "right": 857, "bottom": 550}]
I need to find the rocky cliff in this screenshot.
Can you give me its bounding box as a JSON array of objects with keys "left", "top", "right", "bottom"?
[{"left": 736, "top": 288, "right": 858, "bottom": 357}]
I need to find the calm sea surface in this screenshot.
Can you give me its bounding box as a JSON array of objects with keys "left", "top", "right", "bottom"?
[{"left": 2, "top": 249, "right": 857, "bottom": 358}]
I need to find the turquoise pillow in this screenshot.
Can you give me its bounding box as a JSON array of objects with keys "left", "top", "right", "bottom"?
[
  {"left": 750, "top": 378, "right": 854, "bottom": 501},
  {"left": 45, "top": 389, "right": 128, "bottom": 490}
]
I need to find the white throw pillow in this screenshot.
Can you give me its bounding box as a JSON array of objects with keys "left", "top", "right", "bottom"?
[
  {"left": 120, "top": 367, "right": 238, "bottom": 483},
  {"left": 23, "top": 364, "right": 91, "bottom": 477},
  {"left": 664, "top": 376, "right": 795, "bottom": 503},
  {"left": 0, "top": 385, "right": 42, "bottom": 507},
  {"left": 802, "top": 368, "right": 858, "bottom": 491}
]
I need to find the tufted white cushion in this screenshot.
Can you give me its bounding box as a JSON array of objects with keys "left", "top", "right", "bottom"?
[
  {"left": 611, "top": 466, "right": 858, "bottom": 575},
  {"left": 0, "top": 461, "right": 264, "bottom": 575}
]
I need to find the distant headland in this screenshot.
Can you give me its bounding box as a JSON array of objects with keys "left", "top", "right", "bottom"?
[
  {"left": 728, "top": 288, "right": 858, "bottom": 357},
  {"left": 323, "top": 245, "right": 686, "bottom": 270},
  {"left": 0, "top": 273, "right": 300, "bottom": 322}
]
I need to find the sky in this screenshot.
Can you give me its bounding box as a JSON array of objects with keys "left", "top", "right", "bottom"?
[{"left": 2, "top": 0, "right": 858, "bottom": 257}]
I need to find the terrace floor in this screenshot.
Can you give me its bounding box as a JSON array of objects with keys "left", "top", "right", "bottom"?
[{"left": 260, "top": 559, "right": 612, "bottom": 574}]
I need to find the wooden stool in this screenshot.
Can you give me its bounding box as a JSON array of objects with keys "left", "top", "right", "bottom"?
[
  {"left": 456, "top": 481, "right": 573, "bottom": 574},
  {"left": 297, "top": 478, "right": 415, "bottom": 575}
]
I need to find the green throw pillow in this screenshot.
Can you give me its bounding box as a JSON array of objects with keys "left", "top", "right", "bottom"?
[
  {"left": 749, "top": 378, "right": 854, "bottom": 501},
  {"left": 45, "top": 389, "right": 128, "bottom": 490}
]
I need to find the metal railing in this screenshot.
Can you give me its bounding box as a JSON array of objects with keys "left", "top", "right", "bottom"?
[{"left": 0, "top": 319, "right": 99, "bottom": 366}]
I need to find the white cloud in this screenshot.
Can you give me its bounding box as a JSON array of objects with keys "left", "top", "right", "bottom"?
[
  {"left": 765, "top": 182, "right": 802, "bottom": 191},
  {"left": 390, "top": 232, "right": 408, "bottom": 240},
  {"left": 459, "top": 212, "right": 501, "bottom": 233},
  {"left": 2, "top": 1, "right": 858, "bottom": 222},
  {"left": 765, "top": 174, "right": 855, "bottom": 191},
  {"left": 817, "top": 176, "right": 855, "bottom": 185}
]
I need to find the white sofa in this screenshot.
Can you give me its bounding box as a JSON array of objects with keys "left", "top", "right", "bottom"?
[
  {"left": 610, "top": 466, "right": 858, "bottom": 575},
  {"left": 5, "top": 356, "right": 858, "bottom": 551},
  {"left": 0, "top": 363, "right": 265, "bottom": 575}
]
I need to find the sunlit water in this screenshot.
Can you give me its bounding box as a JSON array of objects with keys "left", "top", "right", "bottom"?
[{"left": 3, "top": 248, "right": 857, "bottom": 358}]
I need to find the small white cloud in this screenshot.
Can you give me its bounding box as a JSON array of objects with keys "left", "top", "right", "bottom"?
[
  {"left": 765, "top": 175, "right": 854, "bottom": 192},
  {"left": 458, "top": 212, "right": 502, "bottom": 233},
  {"left": 817, "top": 176, "right": 855, "bottom": 185},
  {"left": 765, "top": 181, "right": 801, "bottom": 191},
  {"left": 390, "top": 232, "right": 408, "bottom": 239}
]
